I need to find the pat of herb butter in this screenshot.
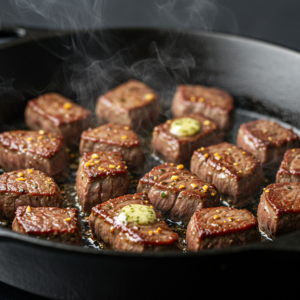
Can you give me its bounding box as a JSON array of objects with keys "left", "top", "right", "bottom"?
[
  {"left": 170, "top": 117, "right": 200, "bottom": 137},
  {"left": 115, "top": 204, "right": 156, "bottom": 225}
]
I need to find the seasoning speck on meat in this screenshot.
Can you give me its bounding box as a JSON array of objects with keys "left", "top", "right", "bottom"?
[
  {"left": 0, "top": 169, "right": 63, "bottom": 221},
  {"left": 89, "top": 193, "right": 180, "bottom": 252}
]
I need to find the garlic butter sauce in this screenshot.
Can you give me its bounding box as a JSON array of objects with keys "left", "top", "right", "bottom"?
[
  {"left": 115, "top": 204, "right": 157, "bottom": 225},
  {"left": 170, "top": 117, "right": 201, "bottom": 137}
]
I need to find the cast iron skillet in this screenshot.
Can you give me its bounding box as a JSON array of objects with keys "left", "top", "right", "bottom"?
[{"left": 0, "top": 27, "right": 300, "bottom": 299}]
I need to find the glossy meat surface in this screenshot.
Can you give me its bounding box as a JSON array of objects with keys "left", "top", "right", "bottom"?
[
  {"left": 0, "top": 130, "right": 68, "bottom": 179},
  {"left": 89, "top": 193, "right": 179, "bottom": 252},
  {"left": 12, "top": 207, "right": 81, "bottom": 245},
  {"left": 237, "top": 119, "right": 299, "bottom": 166},
  {"left": 276, "top": 148, "right": 300, "bottom": 182},
  {"left": 26, "top": 93, "right": 91, "bottom": 126},
  {"left": 0, "top": 169, "right": 63, "bottom": 221},
  {"left": 187, "top": 206, "right": 259, "bottom": 251},
  {"left": 258, "top": 182, "right": 300, "bottom": 237},
  {"left": 0, "top": 130, "right": 64, "bottom": 158},
  {"left": 152, "top": 114, "right": 223, "bottom": 163},
  {"left": 261, "top": 182, "right": 300, "bottom": 215},
  {"left": 25, "top": 93, "right": 92, "bottom": 146},
  {"left": 95, "top": 80, "right": 161, "bottom": 129},
  {"left": 191, "top": 142, "right": 263, "bottom": 205},
  {"left": 80, "top": 123, "right": 144, "bottom": 172},
  {"left": 76, "top": 151, "right": 129, "bottom": 213},
  {"left": 171, "top": 85, "right": 233, "bottom": 130},
  {"left": 137, "top": 162, "right": 220, "bottom": 222}
]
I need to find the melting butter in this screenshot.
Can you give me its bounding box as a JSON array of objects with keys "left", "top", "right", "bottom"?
[
  {"left": 116, "top": 204, "right": 156, "bottom": 225},
  {"left": 170, "top": 117, "right": 200, "bottom": 137}
]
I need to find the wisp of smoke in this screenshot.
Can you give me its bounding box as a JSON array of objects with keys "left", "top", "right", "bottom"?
[{"left": 0, "top": 0, "right": 236, "bottom": 126}]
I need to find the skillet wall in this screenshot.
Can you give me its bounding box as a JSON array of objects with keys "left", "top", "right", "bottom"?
[{"left": 1, "top": 28, "right": 300, "bottom": 299}]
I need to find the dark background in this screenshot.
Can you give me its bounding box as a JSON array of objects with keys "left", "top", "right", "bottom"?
[
  {"left": 1, "top": 0, "right": 300, "bottom": 51},
  {"left": 0, "top": 0, "right": 300, "bottom": 299}
]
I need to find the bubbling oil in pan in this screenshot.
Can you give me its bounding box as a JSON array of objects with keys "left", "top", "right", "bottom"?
[{"left": 1, "top": 108, "right": 296, "bottom": 250}]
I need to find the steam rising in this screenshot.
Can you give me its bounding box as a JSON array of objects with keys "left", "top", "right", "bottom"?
[
  {"left": 8, "top": 0, "right": 220, "bottom": 30},
  {"left": 1, "top": 0, "right": 236, "bottom": 127}
]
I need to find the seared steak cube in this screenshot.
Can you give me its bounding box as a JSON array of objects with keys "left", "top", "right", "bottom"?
[
  {"left": 25, "top": 93, "right": 92, "bottom": 146},
  {"left": 80, "top": 124, "right": 144, "bottom": 173},
  {"left": 137, "top": 162, "right": 220, "bottom": 223},
  {"left": 152, "top": 114, "right": 223, "bottom": 163},
  {"left": 0, "top": 130, "right": 68, "bottom": 180},
  {"left": 76, "top": 151, "right": 129, "bottom": 213},
  {"left": 258, "top": 182, "right": 300, "bottom": 238},
  {"left": 0, "top": 169, "right": 63, "bottom": 221},
  {"left": 237, "top": 119, "right": 299, "bottom": 167},
  {"left": 187, "top": 206, "right": 260, "bottom": 251},
  {"left": 276, "top": 149, "right": 300, "bottom": 183},
  {"left": 89, "top": 192, "right": 179, "bottom": 252},
  {"left": 171, "top": 84, "right": 233, "bottom": 130},
  {"left": 191, "top": 142, "right": 263, "bottom": 205},
  {"left": 95, "top": 80, "right": 160, "bottom": 130},
  {"left": 12, "top": 206, "right": 81, "bottom": 245}
]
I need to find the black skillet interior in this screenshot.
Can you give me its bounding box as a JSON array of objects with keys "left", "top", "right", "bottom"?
[{"left": 1, "top": 28, "right": 300, "bottom": 299}]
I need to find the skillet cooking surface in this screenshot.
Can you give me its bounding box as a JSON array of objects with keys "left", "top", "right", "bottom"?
[
  {"left": 2, "top": 28, "right": 300, "bottom": 299},
  {"left": 2, "top": 108, "right": 294, "bottom": 250}
]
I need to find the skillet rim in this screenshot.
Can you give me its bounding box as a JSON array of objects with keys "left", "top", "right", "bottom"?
[{"left": 1, "top": 26, "right": 300, "bottom": 257}]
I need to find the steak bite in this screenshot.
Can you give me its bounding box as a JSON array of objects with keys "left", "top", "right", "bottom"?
[
  {"left": 89, "top": 192, "right": 180, "bottom": 252},
  {"left": 237, "top": 119, "right": 299, "bottom": 167},
  {"left": 25, "top": 93, "right": 92, "bottom": 146},
  {"left": 137, "top": 162, "right": 220, "bottom": 223},
  {"left": 0, "top": 130, "right": 67, "bottom": 180},
  {"left": 76, "top": 151, "right": 129, "bottom": 213},
  {"left": 258, "top": 182, "right": 300, "bottom": 238},
  {"left": 171, "top": 84, "right": 234, "bottom": 130},
  {"left": 191, "top": 142, "right": 263, "bottom": 205},
  {"left": 187, "top": 207, "right": 260, "bottom": 251},
  {"left": 276, "top": 149, "right": 300, "bottom": 183},
  {"left": 12, "top": 207, "right": 81, "bottom": 245},
  {"left": 152, "top": 114, "right": 223, "bottom": 164},
  {"left": 95, "top": 80, "right": 160, "bottom": 130},
  {"left": 0, "top": 169, "right": 63, "bottom": 221},
  {"left": 80, "top": 124, "right": 144, "bottom": 173}
]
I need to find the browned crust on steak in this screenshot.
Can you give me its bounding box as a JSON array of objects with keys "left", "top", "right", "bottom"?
[
  {"left": 25, "top": 93, "right": 92, "bottom": 146},
  {"left": 0, "top": 131, "right": 68, "bottom": 180},
  {"left": 89, "top": 193, "right": 180, "bottom": 252},
  {"left": 137, "top": 162, "right": 220, "bottom": 223},
  {"left": 171, "top": 85, "right": 234, "bottom": 130},
  {"left": 187, "top": 207, "right": 259, "bottom": 251},
  {"left": 76, "top": 151, "right": 129, "bottom": 213},
  {"left": 95, "top": 80, "right": 161, "bottom": 130},
  {"left": 12, "top": 207, "right": 81, "bottom": 245},
  {"left": 152, "top": 114, "right": 224, "bottom": 164},
  {"left": 258, "top": 182, "right": 300, "bottom": 238},
  {"left": 80, "top": 123, "right": 144, "bottom": 172},
  {"left": 237, "top": 120, "right": 299, "bottom": 166},
  {"left": 276, "top": 149, "right": 300, "bottom": 183},
  {"left": 0, "top": 169, "right": 63, "bottom": 221},
  {"left": 191, "top": 142, "right": 263, "bottom": 205}
]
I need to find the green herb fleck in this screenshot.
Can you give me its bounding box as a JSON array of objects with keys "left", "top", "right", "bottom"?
[
  {"left": 288, "top": 187, "right": 293, "bottom": 190},
  {"left": 107, "top": 205, "right": 112, "bottom": 209},
  {"left": 160, "top": 169, "right": 164, "bottom": 172},
  {"left": 161, "top": 192, "right": 167, "bottom": 198}
]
